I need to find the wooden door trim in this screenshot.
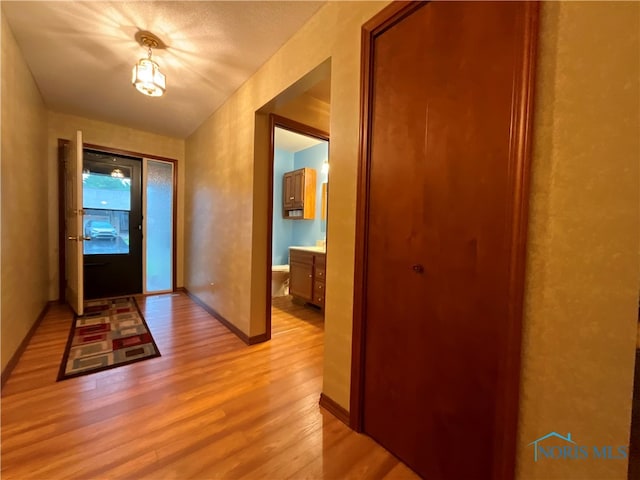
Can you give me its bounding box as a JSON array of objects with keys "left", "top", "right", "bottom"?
[
  {"left": 495, "top": 4, "right": 539, "bottom": 478},
  {"left": 266, "top": 114, "right": 329, "bottom": 339},
  {"left": 57, "top": 139, "right": 70, "bottom": 302},
  {"left": 349, "top": 3, "right": 539, "bottom": 480},
  {"left": 270, "top": 114, "right": 330, "bottom": 142}
]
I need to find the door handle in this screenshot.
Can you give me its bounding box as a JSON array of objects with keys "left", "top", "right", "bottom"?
[
  {"left": 68, "top": 236, "right": 91, "bottom": 241},
  {"left": 411, "top": 264, "right": 424, "bottom": 274}
]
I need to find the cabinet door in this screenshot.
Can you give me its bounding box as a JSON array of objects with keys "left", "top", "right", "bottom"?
[
  {"left": 283, "top": 172, "right": 295, "bottom": 209},
  {"left": 289, "top": 261, "right": 313, "bottom": 300},
  {"left": 292, "top": 169, "right": 304, "bottom": 208}
]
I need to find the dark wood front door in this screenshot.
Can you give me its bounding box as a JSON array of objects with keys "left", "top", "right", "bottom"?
[
  {"left": 82, "top": 150, "right": 143, "bottom": 299},
  {"left": 355, "top": 2, "right": 538, "bottom": 479}
]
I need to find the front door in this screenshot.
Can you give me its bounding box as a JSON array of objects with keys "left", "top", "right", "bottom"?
[
  {"left": 359, "top": 2, "right": 537, "bottom": 479},
  {"left": 64, "top": 131, "right": 84, "bottom": 315},
  {"left": 82, "top": 150, "right": 142, "bottom": 299}
]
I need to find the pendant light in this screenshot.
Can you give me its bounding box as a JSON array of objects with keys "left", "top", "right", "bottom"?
[
  {"left": 110, "top": 168, "right": 125, "bottom": 178},
  {"left": 132, "top": 31, "right": 166, "bottom": 97}
]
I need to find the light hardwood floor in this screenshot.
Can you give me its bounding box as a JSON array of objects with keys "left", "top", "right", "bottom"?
[{"left": 1, "top": 292, "right": 417, "bottom": 479}]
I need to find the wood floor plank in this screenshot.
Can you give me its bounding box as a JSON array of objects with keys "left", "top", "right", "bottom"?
[{"left": 1, "top": 292, "right": 417, "bottom": 479}]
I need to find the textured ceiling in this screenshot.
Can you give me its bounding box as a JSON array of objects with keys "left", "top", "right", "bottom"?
[
  {"left": 275, "top": 127, "right": 324, "bottom": 153},
  {"left": 2, "top": 1, "right": 325, "bottom": 138}
]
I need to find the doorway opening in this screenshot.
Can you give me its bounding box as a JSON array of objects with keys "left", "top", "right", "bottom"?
[
  {"left": 269, "top": 116, "right": 329, "bottom": 335},
  {"left": 59, "top": 139, "right": 177, "bottom": 306},
  {"left": 253, "top": 60, "right": 331, "bottom": 341}
]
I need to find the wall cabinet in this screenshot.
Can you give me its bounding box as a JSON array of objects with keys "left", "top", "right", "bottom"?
[
  {"left": 283, "top": 168, "right": 316, "bottom": 219},
  {"left": 289, "top": 248, "right": 325, "bottom": 309}
]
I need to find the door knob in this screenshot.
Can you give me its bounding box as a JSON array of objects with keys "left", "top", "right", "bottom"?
[{"left": 411, "top": 264, "right": 424, "bottom": 274}]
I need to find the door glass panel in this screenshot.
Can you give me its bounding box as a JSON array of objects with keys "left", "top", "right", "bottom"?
[
  {"left": 145, "top": 160, "right": 173, "bottom": 292},
  {"left": 83, "top": 164, "right": 131, "bottom": 255}
]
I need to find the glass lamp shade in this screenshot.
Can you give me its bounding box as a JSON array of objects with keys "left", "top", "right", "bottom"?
[{"left": 131, "top": 58, "right": 166, "bottom": 97}]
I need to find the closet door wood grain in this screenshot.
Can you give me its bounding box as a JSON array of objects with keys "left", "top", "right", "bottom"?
[{"left": 354, "top": 2, "right": 538, "bottom": 479}]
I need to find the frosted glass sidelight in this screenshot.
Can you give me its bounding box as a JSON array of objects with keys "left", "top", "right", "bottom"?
[{"left": 145, "top": 160, "right": 174, "bottom": 292}]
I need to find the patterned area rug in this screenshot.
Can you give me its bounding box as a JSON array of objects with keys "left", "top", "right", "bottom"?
[{"left": 57, "top": 297, "right": 161, "bottom": 381}]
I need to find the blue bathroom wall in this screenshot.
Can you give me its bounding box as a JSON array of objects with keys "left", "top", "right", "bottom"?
[
  {"left": 292, "top": 142, "right": 329, "bottom": 246},
  {"left": 272, "top": 148, "right": 294, "bottom": 265}
]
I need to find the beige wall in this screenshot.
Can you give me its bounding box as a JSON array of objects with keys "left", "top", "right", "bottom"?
[
  {"left": 1, "top": 14, "right": 50, "bottom": 371},
  {"left": 272, "top": 92, "right": 330, "bottom": 133},
  {"left": 185, "top": 2, "right": 388, "bottom": 351},
  {"left": 517, "top": 2, "right": 639, "bottom": 478},
  {"left": 186, "top": 2, "right": 639, "bottom": 478},
  {"left": 47, "top": 111, "right": 186, "bottom": 298}
]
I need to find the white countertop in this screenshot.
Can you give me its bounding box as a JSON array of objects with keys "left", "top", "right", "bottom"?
[{"left": 289, "top": 245, "right": 326, "bottom": 254}]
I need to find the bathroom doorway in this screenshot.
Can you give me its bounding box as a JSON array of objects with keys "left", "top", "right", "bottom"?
[{"left": 268, "top": 114, "right": 329, "bottom": 336}]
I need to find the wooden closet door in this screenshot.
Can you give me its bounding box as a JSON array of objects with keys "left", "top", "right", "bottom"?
[{"left": 359, "top": 2, "right": 537, "bottom": 479}]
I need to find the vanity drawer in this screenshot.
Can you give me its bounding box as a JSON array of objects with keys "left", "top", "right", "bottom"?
[
  {"left": 314, "top": 253, "right": 326, "bottom": 281},
  {"left": 289, "top": 249, "right": 313, "bottom": 265},
  {"left": 312, "top": 280, "right": 325, "bottom": 307},
  {"left": 314, "top": 267, "right": 326, "bottom": 280}
]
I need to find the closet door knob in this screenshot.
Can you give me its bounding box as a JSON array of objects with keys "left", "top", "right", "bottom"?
[{"left": 411, "top": 264, "right": 424, "bottom": 274}]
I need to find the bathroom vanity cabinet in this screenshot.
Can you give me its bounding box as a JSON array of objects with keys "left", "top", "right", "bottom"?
[
  {"left": 289, "top": 247, "right": 325, "bottom": 309},
  {"left": 283, "top": 168, "right": 316, "bottom": 219}
]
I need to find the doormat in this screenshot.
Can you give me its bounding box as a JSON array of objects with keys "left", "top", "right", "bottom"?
[{"left": 57, "top": 296, "right": 161, "bottom": 381}]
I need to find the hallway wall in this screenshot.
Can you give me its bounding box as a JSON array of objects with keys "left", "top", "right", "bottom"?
[
  {"left": 517, "top": 2, "right": 639, "bottom": 478},
  {"left": 184, "top": 2, "right": 639, "bottom": 479},
  {"left": 1, "top": 13, "right": 49, "bottom": 372},
  {"left": 184, "top": 2, "right": 388, "bottom": 362}
]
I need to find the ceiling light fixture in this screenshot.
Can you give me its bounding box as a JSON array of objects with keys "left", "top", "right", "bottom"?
[{"left": 132, "top": 31, "right": 167, "bottom": 97}]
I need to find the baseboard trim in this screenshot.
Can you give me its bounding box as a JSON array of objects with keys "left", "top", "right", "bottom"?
[
  {"left": 319, "top": 392, "right": 350, "bottom": 426},
  {"left": 182, "top": 288, "right": 268, "bottom": 346},
  {"left": 247, "top": 332, "right": 269, "bottom": 345},
  {"left": 1, "top": 301, "right": 53, "bottom": 389}
]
